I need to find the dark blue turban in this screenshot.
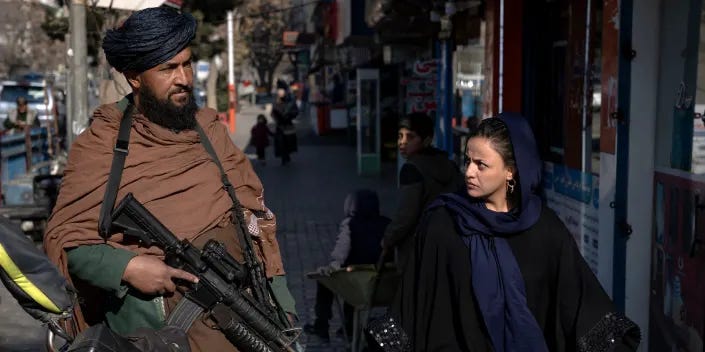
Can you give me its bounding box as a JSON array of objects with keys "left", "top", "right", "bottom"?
[{"left": 102, "top": 7, "right": 196, "bottom": 73}]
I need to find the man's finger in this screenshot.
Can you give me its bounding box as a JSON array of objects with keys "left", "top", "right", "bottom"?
[
  {"left": 170, "top": 268, "right": 199, "bottom": 283},
  {"left": 164, "top": 280, "right": 176, "bottom": 293}
]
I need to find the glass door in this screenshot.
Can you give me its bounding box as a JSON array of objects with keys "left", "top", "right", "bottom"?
[{"left": 356, "top": 69, "right": 381, "bottom": 176}]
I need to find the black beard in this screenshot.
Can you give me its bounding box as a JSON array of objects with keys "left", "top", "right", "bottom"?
[{"left": 138, "top": 86, "right": 198, "bottom": 131}]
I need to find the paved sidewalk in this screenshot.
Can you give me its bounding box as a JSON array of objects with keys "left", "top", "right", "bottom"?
[{"left": 233, "top": 102, "right": 398, "bottom": 351}]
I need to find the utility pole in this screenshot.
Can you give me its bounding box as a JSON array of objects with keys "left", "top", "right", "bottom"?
[
  {"left": 67, "top": 0, "right": 88, "bottom": 148},
  {"left": 227, "top": 10, "right": 237, "bottom": 134}
]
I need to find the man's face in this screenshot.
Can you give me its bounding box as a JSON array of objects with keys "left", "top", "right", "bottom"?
[
  {"left": 128, "top": 48, "right": 198, "bottom": 130},
  {"left": 17, "top": 99, "right": 27, "bottom": 113},
  {"left": 132, "top": 47, "right": 194, "bottom": 108}
]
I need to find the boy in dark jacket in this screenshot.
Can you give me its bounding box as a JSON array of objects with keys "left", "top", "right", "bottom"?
[{"left": 381, "top": 113, "right": 464, "bottom": 272}]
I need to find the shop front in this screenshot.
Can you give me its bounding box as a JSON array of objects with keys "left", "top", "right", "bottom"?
[{"left": 645, "top": 0, "right": 705, "bottom": 350}]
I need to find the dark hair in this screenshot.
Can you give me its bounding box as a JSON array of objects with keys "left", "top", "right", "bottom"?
[
  {"left": 399, "top": 112, "right": 434, "bottom": 140},
  {"left": 469, "top": 117, "right": 520, "bottom": 205},
  {"left": 16, "top": 96, "right": 27, "bottom": 105},
  {"left": 257, "top": 114, "right": 267, "bottom": 124}
]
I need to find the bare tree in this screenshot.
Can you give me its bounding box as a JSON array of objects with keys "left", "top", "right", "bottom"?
[
  {"left": 0, "top": 1, "right": 65, "bottom": 77},
  {"left": 240, "top": 1, "right": 287, "bottom": 93}
]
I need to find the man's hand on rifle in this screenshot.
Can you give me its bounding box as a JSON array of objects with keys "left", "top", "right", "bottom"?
[{"left": 122, "top": 255, "right": 199, "bottom": 295}]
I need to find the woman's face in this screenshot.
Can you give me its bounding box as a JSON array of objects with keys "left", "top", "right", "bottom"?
[{"left": 464, "top": 136, "right": 514, "bottom": 210}]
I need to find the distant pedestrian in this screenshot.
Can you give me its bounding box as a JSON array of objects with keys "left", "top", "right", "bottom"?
[
  {"left": 272, "top": 80, "right": 299, "bottom": 166},
  {"left": 250, "top": 114, "right": 273, "bottom": 165}
]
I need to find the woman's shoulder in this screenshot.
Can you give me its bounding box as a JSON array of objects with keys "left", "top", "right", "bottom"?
[
  {"left": 423, "top": 205, "right": 455, "bottom": 223},
  {"left": 528, "top": 205, "right": 574, "bottom": 245},
  {"left": 418, "top": 206, "right": 458, "bottom": 236},
  {"left": 416, "top": 206, "right": 466, "bottom": 249}
]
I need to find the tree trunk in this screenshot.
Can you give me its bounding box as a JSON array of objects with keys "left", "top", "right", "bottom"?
[
  {"left": 206, "top": 56, "right": 219, "bottom": 110},
  {"left": 266, "top": 68, "right": 276, "bottom": 94}
]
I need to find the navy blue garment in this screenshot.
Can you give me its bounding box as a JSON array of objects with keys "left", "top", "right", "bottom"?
[
  {"left": 343, "top": 190, "right": 390, "bottom": 266},
  {"left": 103, "top": 7, "right": 196, "bottom": 73},
  {"left": 427, "top": 112, "right": 547, "bottom": 351}
]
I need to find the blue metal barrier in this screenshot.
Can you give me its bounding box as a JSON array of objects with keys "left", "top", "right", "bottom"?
[{"left": 1, "top": 128, "right": 50, "bottom": 187}]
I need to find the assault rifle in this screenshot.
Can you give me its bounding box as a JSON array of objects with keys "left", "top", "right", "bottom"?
[{"left": 111, "top": 193, "right": 300, "bottom": 352}]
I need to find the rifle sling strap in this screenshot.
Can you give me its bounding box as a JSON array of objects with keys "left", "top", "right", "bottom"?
[
  {"left": 193, "top": 124, "right": 268, "bottom": 295},
  {"left": 98, "top": 96, "right": 133, "bottom": 238}
]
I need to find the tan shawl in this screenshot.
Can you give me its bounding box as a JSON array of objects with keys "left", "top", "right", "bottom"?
[{"left": 44, "top": 102, "right": 284, "bottom": 331}]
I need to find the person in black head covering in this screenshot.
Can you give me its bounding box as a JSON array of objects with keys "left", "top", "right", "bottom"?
[
  {"left": 271, "top": 79, "right": 299, "bottom": 165},
  {"left": 47, "top": 7, "right": 298, "bottom": 352},
  {"left": 304, "top": 189, "right": 391, "bottom": 341}
]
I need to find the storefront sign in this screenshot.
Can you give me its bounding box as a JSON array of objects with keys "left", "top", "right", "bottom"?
[
  {"left": 543, "top": 162, "right": 601, "bottom": 274},
  {"left": 403, "top": 59, "right": 439, "bottom": 116}
]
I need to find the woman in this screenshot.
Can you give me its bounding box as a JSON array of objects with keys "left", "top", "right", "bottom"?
[
  {"left": 272, "top": 81, "right": 299, "bottom": 165},
  {"left": 396, "top": 113, "right": 641, "bottom": 351}
]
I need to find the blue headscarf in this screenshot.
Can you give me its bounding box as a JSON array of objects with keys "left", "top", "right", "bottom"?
[
  {"left": 428, "top": 112, "right": 548, "bottom": 351},
  {"left": 102, "top": 7, "right": 196, "bottom": 73}
]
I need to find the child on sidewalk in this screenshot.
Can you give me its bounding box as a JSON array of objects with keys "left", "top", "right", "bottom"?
[
  {"left": 304, "top": 189, "right": 391, "bottom": 341},
  {"left": 250, "top": 114, "right": 273, "bottom": 165}
]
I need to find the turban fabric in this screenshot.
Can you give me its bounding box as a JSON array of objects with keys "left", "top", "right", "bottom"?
[{"left": 102, "top": 7, "right": 197, "bottom": 73}]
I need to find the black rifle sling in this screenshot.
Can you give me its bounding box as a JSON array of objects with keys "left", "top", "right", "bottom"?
[
  {"left": 193, "top": 124, "right": 271, "bottom": 305},
  {"left": 98, "top": 97, "right": 134, "bottom": 238}
]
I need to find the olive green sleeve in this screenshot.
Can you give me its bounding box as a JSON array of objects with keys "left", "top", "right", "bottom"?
[
  {"left": 270, "top": 275, "right": 297, "bottom": 318},
  {"left": 66, "top": 244, "right": 137, "bottom": 298}
]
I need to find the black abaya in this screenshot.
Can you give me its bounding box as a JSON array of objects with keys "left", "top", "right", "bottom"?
[{"left": 395, "top": 205, "right": 640, "bottom": 351}]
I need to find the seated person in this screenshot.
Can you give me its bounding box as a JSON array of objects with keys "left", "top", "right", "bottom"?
[
  {"left": 304, "top": 189, "right": 390, "bottom": 341},
  {"left": 5, "top": 96, "right": 39, "bottom": 132}
]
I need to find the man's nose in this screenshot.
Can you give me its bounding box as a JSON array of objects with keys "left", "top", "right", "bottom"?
[{"left": 173, "top": 66, "right": 189, "bottom": 85}]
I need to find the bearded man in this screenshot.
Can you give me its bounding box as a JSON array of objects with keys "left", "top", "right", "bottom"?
[{"left": 43, "top": 7, "right": 296, "bottom": 351}]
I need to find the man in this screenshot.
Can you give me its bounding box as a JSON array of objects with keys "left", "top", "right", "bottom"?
[
  {"left": 381, "top": 112, "right": 464, "bottom": 272},
  {"left": 4, "top": 96, "right": 38, "bottom": 131},
  {"left": 44, "top": 7, "right": 296, "bottom": 351}
]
